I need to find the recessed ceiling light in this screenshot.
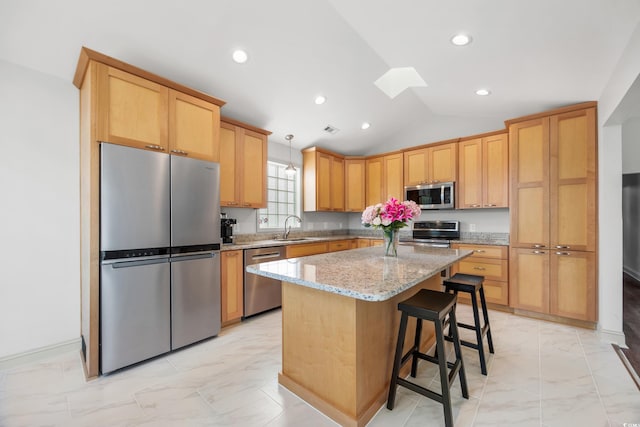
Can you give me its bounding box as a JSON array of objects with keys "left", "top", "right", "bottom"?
[
  {"left": 475, "top": 88, "right": 491, "bottom": 96},
  {"left": 315, "top": 95, "right": 326, "bottom": 105},
  {"left": 361, "top": 122, "right": 371, "bottom": 130},
  {"left": 451, "top": 34, "right": 472, "bottom": 46},
  {"left": 232, "top": 50, "right": 248, "bottom": 64}
]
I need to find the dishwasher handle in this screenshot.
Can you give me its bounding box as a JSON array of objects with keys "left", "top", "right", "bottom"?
[
  {"left": 250, "top": 253, "right": 283, "bottom": 261},
  {"left": 106, "top": 257, "right": 170, "bottom": 269}
]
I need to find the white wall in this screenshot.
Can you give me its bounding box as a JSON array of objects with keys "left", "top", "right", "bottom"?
[
  {"left": 597, "top": 22, "right": 640, "bottom": 343},
  {"left": 0, "top": 60, "right": 80, "bottom": 358},
  {"left": 622, "top": 117, "right": 640, "bottom": 174}
]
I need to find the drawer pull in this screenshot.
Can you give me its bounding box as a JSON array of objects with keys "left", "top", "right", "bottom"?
[
  {"left": 532, "top": 250, "right": 546, "bottom": 254},
  {"left": 484, "top": 204, "right": 497, "bottom": 207},
  {"left": 532, "top": 244, "right": 547, "bottom": 249},
  {"left": 470, "top": 204, "right": 481, "bottom": 208},
  {"left": 473, "top": 266, "right": 486, "bottom": 270},
  {"left": 556, "top": 252, "right": 572, "bottom": 256},
  {"left": 474, "top": 250, "right": 485, "bottom": 253},
  {"left": 555, "top": 245, "right": 570, "bottom": 249},
  {"left": 171, "top": 149, "right": 189, "bottom": 156},
  {"left": 145, "top": 144, "right": 165, "bottom": 151},
  {"left": 226, "top": 252, "right": 239, "bottom": 257}
]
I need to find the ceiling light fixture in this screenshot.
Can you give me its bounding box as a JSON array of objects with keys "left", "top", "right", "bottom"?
[
  {"left": 361, "top": 122, "right": 371, "bottom": 130},
  {"left": 315, "top": 95, "right": 326, "bottom": 105},
  {"left": 475, "top": 88, "right": 491, "bottom": 96},
  {"left": 284, "top": 134, "right": 296, "bottom": 175},
  {"left": 451, "top": 34, "right": 472, "bottom": 46},
  {"left": 232, "top": 50, "right": 248, "bottom": 64}
]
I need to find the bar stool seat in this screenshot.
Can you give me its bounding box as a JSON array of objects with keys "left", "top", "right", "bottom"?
[
  {"left": 387, "top": 289, "right": 468, "bottom": 427},
  {"left": 443, "top": 273, "right": 494, "bottom": 375}
]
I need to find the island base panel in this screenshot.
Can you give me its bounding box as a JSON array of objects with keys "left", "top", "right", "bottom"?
[{"left": 280, "top": 275, "right": 442, "bottom": 427}]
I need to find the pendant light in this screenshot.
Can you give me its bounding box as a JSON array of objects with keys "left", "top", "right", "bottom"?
[{"left": 284, "top": 134, "right": 297, "bottom": 175}]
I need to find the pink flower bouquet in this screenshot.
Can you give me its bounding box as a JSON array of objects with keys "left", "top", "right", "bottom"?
[{"left": 361, "top": 197, "right": 422, "bottom": 231}]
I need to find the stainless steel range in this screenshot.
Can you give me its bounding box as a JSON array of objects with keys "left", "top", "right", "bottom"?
[{"left": 411, "top": 220, "right": 460, "bottom": 248}]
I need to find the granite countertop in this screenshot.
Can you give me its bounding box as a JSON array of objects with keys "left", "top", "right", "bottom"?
[
  {"left": 222, "top": 233, "right": 508, "bottom": 251},
  {"left": 246, "top": 244, "right": 473, "bottom": 302}
]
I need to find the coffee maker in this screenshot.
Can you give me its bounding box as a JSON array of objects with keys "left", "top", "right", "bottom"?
[{"left": 220, "top": 214, "right": 237, "bottom": 244}]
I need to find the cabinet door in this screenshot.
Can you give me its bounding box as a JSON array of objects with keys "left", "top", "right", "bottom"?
[
  {"left": 316, "top": 152, "right": 333, "bottom": 211},
  {"left": 509, "top": 118, "right": 550, "bottom": 249},
  {"left": 429, "top": 143, "right": 457, "bottom": 183},
  {"left": 403, "top": 148, "right": 429, "bottom": 186},
  {"left": 97, "top": 64, "right": 168, "bottom": 151},
  {"left": 384, "top": 153, "right": 404, "bottom": 201},
  {"left": 328, "top": 240, "right": 351, "bottom": 252},
  {"left": 240, "top": 130, "right": 267, "bottom": 208},
  {"left": 221, "top": 250, "right": 243, "bottom": 323},
  {"left": 169, "top": 90, "right": 220, "bottom": 162},
  {"left": 483, "top": 133, "right": 509, "bottom": 208},
  {"left": 345, "top": 159, "right": 365, "bottom": 212},
  {"left": 330, "top": 156, "right": 345, "bottom": 211},
  {"left": 550, "top": 108, "right": 597, "bottom": 252},
  {"left": 550, "top": 250, "right": 596, "bottom": 321},
  {"left": 509, "top": 248, "right": 549, "bottom": 313},
  {"left": 286, "top": 242, "right": 329, "bottom": 258},
  {"left": 458, "top": 138, "right": 483, "bottom": 208},
  {"left": 366, "top": 157, "right": 384, "bottom": 206},
  {"left": 219, "top": 123, "right": 239, "bottom": 206}
]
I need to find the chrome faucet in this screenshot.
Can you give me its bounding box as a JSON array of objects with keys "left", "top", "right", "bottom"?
[{"left": 283, "top": 215, "right": 302, "bottom": 239}]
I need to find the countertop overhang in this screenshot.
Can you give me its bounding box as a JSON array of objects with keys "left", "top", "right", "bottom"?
[{"left": 246, "top": 244, "right": 473, "bottom": 302}]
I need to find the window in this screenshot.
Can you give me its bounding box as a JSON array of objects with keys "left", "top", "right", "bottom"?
[{"left": 258, "top": 161, "right": 301, "bottom": 230}]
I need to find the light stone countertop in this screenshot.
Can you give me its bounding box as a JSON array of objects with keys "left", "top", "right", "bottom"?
[{"left": 246, "top": 244, "right": 473, "bottom": 302}]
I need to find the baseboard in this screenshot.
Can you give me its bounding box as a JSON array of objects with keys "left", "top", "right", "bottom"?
[
  {"left": 623, "top": 267, "right": 640, "bottom": 283},
  {"left": 0, "top": 338, "right": 81, "bottom": 370},
  {"left": 597, "top": 328, "right": 627, "bottom": 347}
]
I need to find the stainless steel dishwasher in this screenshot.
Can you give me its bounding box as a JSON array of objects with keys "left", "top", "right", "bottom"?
[{"left": 244, "top": 246, "right": 286, "bottom": 317}]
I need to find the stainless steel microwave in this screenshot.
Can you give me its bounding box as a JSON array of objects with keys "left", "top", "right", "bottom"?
[{"left": 405, "top": 182, "right": 455, "bottom": 210}]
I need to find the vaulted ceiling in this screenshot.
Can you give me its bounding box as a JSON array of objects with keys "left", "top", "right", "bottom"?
[{"left": 1, "top": 0, "right": 639, "bottom": 154}]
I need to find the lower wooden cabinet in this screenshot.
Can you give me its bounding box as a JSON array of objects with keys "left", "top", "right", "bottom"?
[
  {"left": 328, "top": 239, "right": 354, "bottom": 252},
  {"left": 221, "top": 250, "right": 244, "bottom": 324},
  {"left": 509, "top": 248, "right": 596, "bottom": 321},
  {"left": 451, "top": 244, "right": 509, "bottom": 306},
  {"left": 286, "top": 242, "right": 329, "bottom": 258}
]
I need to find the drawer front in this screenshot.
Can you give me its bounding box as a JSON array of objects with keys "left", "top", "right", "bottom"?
[
  {"left": 329, "top": 240, "right": 353, "bottom": 252},
  {"left": 453, "top": 244, "right": 507, "bottom": 260},
  {"left": 453, "top": 258, "right": 508, "bottom": 282},
  {"left": 456, "top": 279, "right": 508, "bottom": 306},
  {"left": 286, "top": 242, "right": 329, "bottom": 258}
]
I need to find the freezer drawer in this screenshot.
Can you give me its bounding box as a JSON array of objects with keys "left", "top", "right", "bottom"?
[
  {"left": 100, "top": 257, "right": 171, "bottom": 374},
  {"left": 171, "top": 252, "right": 221, "bottom": 350}
]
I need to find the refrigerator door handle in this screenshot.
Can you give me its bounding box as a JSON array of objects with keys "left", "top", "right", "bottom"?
[
  {"left": 171, "top": 252, "right": 217, "bottom": 262},
  {"left": 107, "top": 257, "right": 170, "bottom": 269}
]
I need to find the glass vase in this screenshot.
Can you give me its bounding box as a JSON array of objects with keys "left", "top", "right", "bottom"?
[{"left": 383, "top": 228, "right": 399, "bottom": 257}]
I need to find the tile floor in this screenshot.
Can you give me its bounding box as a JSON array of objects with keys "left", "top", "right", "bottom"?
[{"left": 1, "top": 305, "right": 639, "bottom": 427}]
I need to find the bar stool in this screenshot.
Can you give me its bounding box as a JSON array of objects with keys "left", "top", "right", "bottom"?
[
  {"left": 387, "top": 289, "right": 468, "bottom": 427},
  {"left": 443, "top": 273, "right": 494, "bottom": 375}
]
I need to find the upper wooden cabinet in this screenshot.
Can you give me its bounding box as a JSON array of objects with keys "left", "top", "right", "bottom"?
[
  {"left": 302, "top": 147, "right": 345, "bottom": 212},
  {"left": 366, "top": 153, "right": 404, "bottom": 205},
  {"left": 344, "top": 159, "right": 366, "bottom": 212},
  {"left": 404, "top": 142, "right": 458, "bottom": 186},
  {"left": 169, "top": 89, "right": 220, "bottom": 161},
  {"left": 458, "top": 133, "right": 508, "bottom": 209},
  {"left": 220, "top": 119, "right": 269, "bottom": 208},
  {"left": 95, "top": 64, "right": 221, "bottom": 162},
  {"left": 96, "top": 64, "right": 169, "bottom": 151},
  {"left": 509, "top": 106, "right": 596, "bottom": 251}
]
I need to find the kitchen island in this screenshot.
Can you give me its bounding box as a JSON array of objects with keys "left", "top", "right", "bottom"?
[{"left": 247, "top": 244, "right": 472, "bottom": 427}]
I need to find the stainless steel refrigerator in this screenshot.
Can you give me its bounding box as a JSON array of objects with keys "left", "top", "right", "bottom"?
[{"left": 100, "top": 143, "right": 221, "bottom": 374}]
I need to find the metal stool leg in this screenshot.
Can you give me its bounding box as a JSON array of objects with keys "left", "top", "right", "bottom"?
[{"left": 387, "top": 312, "right": 409, "bottom": 410}]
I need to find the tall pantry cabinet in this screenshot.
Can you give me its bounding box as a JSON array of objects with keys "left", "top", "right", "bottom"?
[{"left": 508, "top": 103, "right": 597, "bottom": 323}]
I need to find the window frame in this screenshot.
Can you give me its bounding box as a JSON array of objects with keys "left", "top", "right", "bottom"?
[{"left": 257, "top": 160, "right": 301, "bottom": 232}]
